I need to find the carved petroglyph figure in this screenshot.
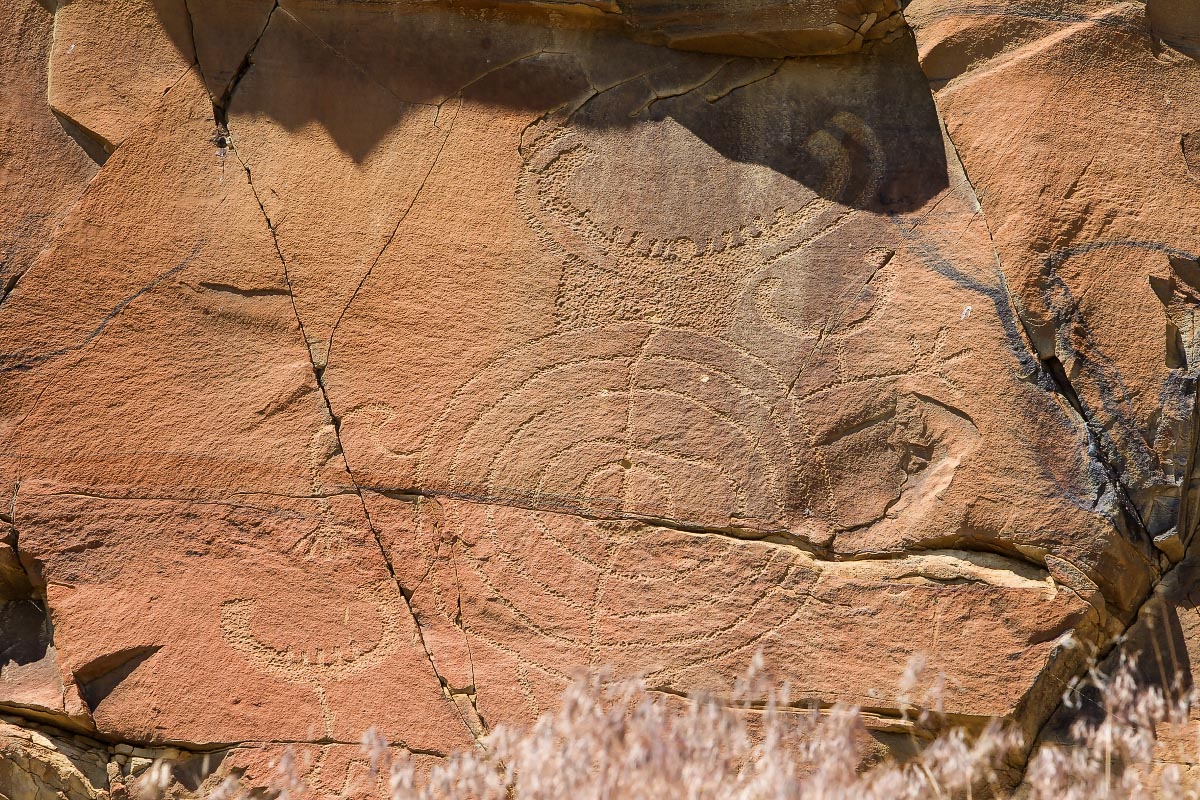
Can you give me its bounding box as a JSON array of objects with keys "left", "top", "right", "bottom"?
[
  {"left": 407, "top": 498, "right": 819, "bottom": 717},
  {"left": 342, "top": 103, "right": 975, "bottom": 544},
  {"left": 517, "top": 111, "right": 885, "bottom": 333},
  {"left": 413, "top": 103, "right": 971, "bottom": 538},
  {"left": 288, "top": 424, "right": 359, "bottom": 560},
  {"left": 221, "top": 582, "right": 401, "bottom": 736},
  {"left": 418, "top": 322, "right": 810, "bottom": 529}
]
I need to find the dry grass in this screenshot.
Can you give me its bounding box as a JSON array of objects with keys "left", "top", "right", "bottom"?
[{"left": 136, "top": 652, "right": 1198, "bottom": 799}]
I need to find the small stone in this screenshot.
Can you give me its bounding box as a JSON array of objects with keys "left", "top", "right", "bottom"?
[{"left": 1154, "top": 528, "right": 1185, "bottom": 562}]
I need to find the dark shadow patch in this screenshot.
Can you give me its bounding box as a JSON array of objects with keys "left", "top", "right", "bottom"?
[
  {"left": 51, "top": 109, "right": 111, "bottom": 166},
  {"left": 76, "top": 645, "right": 162, "bottom": 714},
  {"left": 197, "top": 281, "right": 290, "bottom": 297},
  {"left": 1183, "top": 131, "right": 1200, "bottom": 177},
  {"left": 0, "top": 598, "right": 53, "bottom": 667},
  {"left": 1037, "top": 550, "right": 1199, "bottom": 746},
  {"left": 150, "top": 0, "right": 948, "bottom": 210},
  {"left": 172, "top": 749, "right": 231, "bottom": 792}
]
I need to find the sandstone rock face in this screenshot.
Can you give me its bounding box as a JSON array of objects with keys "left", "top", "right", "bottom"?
[
  {"left": 0, "top": 0, "right": 1196, "bottom": 794},
  {"left": 1, "top": 0, "right": 99, "bottom": 296},
  {"left": 902, "top": 0, "right": 1200, "bottom": 777},
  {"left": 907, "top": 0, "right": 1200, "bottom": 550}
]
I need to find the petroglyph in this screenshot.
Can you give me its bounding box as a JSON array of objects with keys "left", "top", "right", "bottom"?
[
  {"left": 404, "top": 498, "right": 820, "bottom": 714},
  {"left": 221, "top": 581, "right": 402, "bottom": 735},
  {"left": 734, "top": 244, "right": 898, "bottom": 366},
  {"left": 325, "top": 104, "right": 974, "bottom": 547},
  {"left": 390, "top": 492, "right": 1075, "bottom": 729},
  {"left": 812, "top": 390, "right": 980, "bottom": 533},
  {"left": 518, "top": 110, "right": 885, "bottom": 332},
  {"left": 418, "top": 322, "right": 819, "bottom": 533},
  {"left": 400, "top": 106, "right": 923, "bottom": 536},
  {"left": 7, "top": 0, "right": 1178, "bottom": 783},
  {"left": 289, "top": 423, "right": 359, "bottom": 560}
]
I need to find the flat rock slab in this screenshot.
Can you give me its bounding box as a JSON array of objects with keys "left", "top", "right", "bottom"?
[
  {"left": 14, "top": 483, "right": 471, "bottom": 752},
  {"left": 0, "top": 0, "right": 99, "bottom": 292},
  {"left": 370, "top": 493, "right": 1090, "bottom": 728},
  {"left": 909, "top": 0, "right": 1200, "bottom": 543}
]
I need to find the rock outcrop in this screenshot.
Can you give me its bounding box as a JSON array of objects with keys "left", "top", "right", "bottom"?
[{"left": 1, "top": 0, "right": 1197, "bottom": 795}]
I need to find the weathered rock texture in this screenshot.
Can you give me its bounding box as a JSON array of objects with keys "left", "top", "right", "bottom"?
[{"left": 0, "top": 0, "right": 1197, "bottom": 795}]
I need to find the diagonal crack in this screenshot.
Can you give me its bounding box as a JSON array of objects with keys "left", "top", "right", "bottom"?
[
  {"left": 228, "top": 135, "right": 483, "bottom": 747},
  {"left": 922, "top": 65, "right": 1183, "bottom": 788},
  {"left": 275, "top": 6, "right": 422, "bottom": 111},
  {"left": 178, "top": 0, "right": 209, "bottom": 91},
  {"left": 448, "top": 551, "right": 488, "bottom": 736},
  {"left": 0, "top": 243, "right": 202, "bottom": 373},
  {"left": 216, "top": 0, "right": 280, "bottom": 117},
  {"left": 181, "top": 0, "right": 280, "bottom": 136},
  {"left": 324, "top": 100, "right": 462, "bottom": 366},
  {"left": 0, "top": 705, "right": 452, "bottom": 759},
  {"left": 940, "top": 121, "right": 1153, "bottom": 551},
  {"left": 629, "top": 58, "right": 735, "bottom": 117},
  {"left": 4, "top": 66, "right": 195, "bottom": 312},
  {"left": 704, "top": 58, "right": 785, "bottom": 104}
]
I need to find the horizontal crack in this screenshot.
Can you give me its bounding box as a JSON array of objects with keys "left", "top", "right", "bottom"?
[
  {"left": 0, "top": 709, "right": 449, "bottom": 758},
  {"left": 373, "top": 487, "right": 1069, "bottom": 588},
  {"left": 642, "top": 686, "right": 986, "bottom": 735},
  {"left": 373, "top": 484, "right": 826, "bottom": 552}
]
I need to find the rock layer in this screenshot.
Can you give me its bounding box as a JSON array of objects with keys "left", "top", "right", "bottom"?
[{"left": 1, "top": 0, "right": 1197, "bottom": 795}]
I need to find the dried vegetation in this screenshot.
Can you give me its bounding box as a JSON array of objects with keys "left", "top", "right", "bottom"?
[{"left": 134, "top": 651, "right": 1198, "bottom": 800}]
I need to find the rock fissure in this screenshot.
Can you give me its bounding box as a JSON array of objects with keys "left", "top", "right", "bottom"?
[
  {"left": 274, "top": 4, "right": 426, "bottom": 112},
  {"left": 376, "top": 487, "right": 1058, "bottom": 585},
  {"left": 643, "top": 685, "right": 988, "bottom": 733},
  {"left": 702, "top": 57, "right": 785, "bottom": 103},
  {"left": 1176, "top": 383, "right": 1200, "bottom": 553},
  {"left": 180, "top": 0, "right": 280, "bottom": 135},
  {"left": 1039, "top": 352, "right": 1156, "bottom": 544},
  {"left": 231, "top": 136, "right": 485, "bottom": 748},
  {"left": 447, "top": 554, "right": 487, "bottom": 734},
  {"left": 900, "top": 4, "right": 1200, "bottom": 784},
  {"left": 213, "top": 0, "right": 279, "bottom": 120},
  {"left": 0, "top": 243, "right": 202, "bottom": 374},
  {"left": 939, "top": 109, "right": 1155, "bottom": 555},
  {"left": 552, "top": 69, "right": 656, "bottom": 129},
  {"left": 631, "top": 57, "right": 736, "bottom": 115},
  {"left": 178, "top": 0, "right": 210, "bottom": 93},
  {"left": 6, "top": 0, "right": 1197, "bottom": 792},
  {"left": 376, "top": 485, "right": 833, "bottom": 555},
  {"left": 324, "top": 102, "right": 462, "bottom": 366}
]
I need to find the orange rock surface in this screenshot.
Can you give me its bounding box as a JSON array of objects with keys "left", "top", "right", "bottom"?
[{"left": 0, "top": 0, "right": 1196, "bottom": 795}]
